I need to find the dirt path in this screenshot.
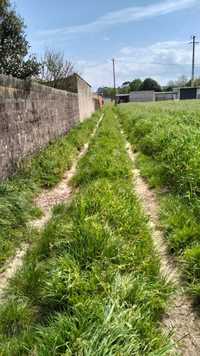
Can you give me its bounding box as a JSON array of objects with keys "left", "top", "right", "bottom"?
[
  {"left": 0, "top": 114, "right": 104, "bottom": 300},
  {"left": 125, "top": 138, "right": 200, "bottom": 356},
  {"left": 0, "top": 243, "right": 28, "bottom": 300},
  {"left": 32, "top": 113, "right": 103, "bottom": 229},
  {"left": 31, "top": 142, "right": 89, "bottom": 230}
]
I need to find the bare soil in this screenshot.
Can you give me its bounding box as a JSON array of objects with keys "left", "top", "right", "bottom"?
[
  {"left": 31, "top": 143, "right": 89, "bottom": 230},
  {"left": 32, "top": 113, "right": 104, "bottom": 230},
  {"left": 0, "top": 243, "right": 28, "bottom": 300},
  {"left": 126, "top": 140, "right": 200, "bottom": 356}
]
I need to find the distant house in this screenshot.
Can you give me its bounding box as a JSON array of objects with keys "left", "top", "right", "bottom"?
[
  {"left": 155, "top": 92, "right": 177, "bottom": 101},
  {"left": 116, "top": 93, "right": 130, "bottom": 103},
  {"left": 129, "top": 91, "right": 155, "bottom": 102},
  {"left": 116, "top": 91, "right": 156, "bottom": 103},
  {"left": 175, "top": 87, "right": 200, "bottom": 100},
  {"left": 114, "top": 87, "right": 200, "bottom": 104}
]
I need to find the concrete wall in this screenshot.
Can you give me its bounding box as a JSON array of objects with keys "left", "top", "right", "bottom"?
[
  {"left": 77, "top": 76, "right": 95, "bottom": 121},
  {"left": 130, "top": 91, "right": 155, "bottom": 102},
  {"left": 48, "top": 74, "right": 96, "bottom": 122},
  {"left": 0, "top": 75, "right": 80, "bottom": 180},
  {"left": 155, "top": 92, "right": 177, "bottom": 101}
]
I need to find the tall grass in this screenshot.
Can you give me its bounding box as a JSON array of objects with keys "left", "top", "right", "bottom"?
[
  {"left": 0, "top": 113, "right": 99, "bottom": 269},
  {"left": 0, "top": 107, "right": 172, "bottom": 355},
  {"left": 119, "top": 101, "right": 200, "bottom": 301}
]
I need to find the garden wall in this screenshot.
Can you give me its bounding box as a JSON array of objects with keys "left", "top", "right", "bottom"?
[
  {"left": 52, "top": 74, "right": 96, "bottom": 122},
  {"left": 0, "top": 75, "right": 81, "bottom": 179}
]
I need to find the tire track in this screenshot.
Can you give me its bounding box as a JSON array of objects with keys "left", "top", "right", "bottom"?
[
  {"left": 125, "top": 136, "right": 200, "bottom": 356},
  {"left": 0, "top": 114, "right": 104, "bottom": 300}
]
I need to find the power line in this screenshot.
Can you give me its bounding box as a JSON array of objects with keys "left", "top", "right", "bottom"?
[
  {"left": 116, "top": 60, "right": 200, "bottom": 67},
  {"left": 189, "top": 35, "right": 199, "bottom": 86},
  {"left": 112, "top": 58, "right": 117, "bottom": 105},
  {"left": 113, "top": 38, "right": 200, "bottom": 83}
]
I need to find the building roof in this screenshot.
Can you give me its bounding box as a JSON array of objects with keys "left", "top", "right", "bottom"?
[
  {"left": 175, "top": 86, "right": 200, "bottom": 90},
  {"left": 116, "top": 93, "right": 130, "bottom": 97},
  {"left": 155, "top": 91, "right": 177, "bottom": 95}
]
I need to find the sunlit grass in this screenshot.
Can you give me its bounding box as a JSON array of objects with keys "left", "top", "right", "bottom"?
[
  {"left": 0, "top": 107, "right": 172, "bottom": 355},
  {"left": 0, "top": 113, "right": 99, "bottom": 269},
  {"left": 119, "top": 101, "right": 200, "bottom": 301}
]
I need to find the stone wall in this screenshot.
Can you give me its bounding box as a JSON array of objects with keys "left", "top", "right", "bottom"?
[
  {"left": 0, "top": 75, "right": 80, "bottom": 180},
  {"left": 76, "top": 75, "right": 95, "bottom": 122},
  {"left": 51, "top": 74, "right": 96, "bottom": 122}
]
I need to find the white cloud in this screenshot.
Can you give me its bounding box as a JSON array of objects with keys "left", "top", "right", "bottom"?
[
  {"left": 38, "top": 0, "right": 198, "bottom": 38},
  {"left": 77, "top": 40, "right": 199, "bottom": 89},
  {"left": 103, "top": 36, "right": 110, "bottom": 41}
]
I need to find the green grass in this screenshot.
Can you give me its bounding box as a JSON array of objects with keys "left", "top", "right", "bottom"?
[
  {"left": 0, "top": 107, "right": 172, "bottom": 355},
  {"left": 119, "top": 101, "right": 200, "bottom": 300},
  {"left": 0, "top": 112, "right": 99, "bottom": 269}
]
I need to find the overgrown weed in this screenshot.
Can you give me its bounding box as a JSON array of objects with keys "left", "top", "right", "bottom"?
[
  {"left": 0, "top": 108, "right": 172, "bottom": 355},
  {"left": 119, "top": 101, "right": 200, "bottom": 300},
  {"left": 0, "top": 113, "right": 99, "bottom": 268}
]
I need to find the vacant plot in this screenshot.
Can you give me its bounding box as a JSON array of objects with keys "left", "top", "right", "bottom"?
[
  {"left": 119, "top": 101, "right": 200, "bottom": 301},
  {"left": 0, "top": 108, "right": 172, "bottom": 355}
]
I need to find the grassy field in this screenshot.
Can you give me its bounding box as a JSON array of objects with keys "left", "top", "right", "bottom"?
[
  {"left": 0, "top": 113, "right": 99, "bottom": 269},
  {"left": 119, "top": 100, "right": 200, "bottom": 301},
  {"left": 0, "top": 108, "right": 172, "bottom": 355}
]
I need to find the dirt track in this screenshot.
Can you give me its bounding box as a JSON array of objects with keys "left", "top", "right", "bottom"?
[
  {"left": 0, "top": 114, "right": 104, "bottom": 301},
  {"left": 126, "top": 138, "right": 200, "bottom": 356}
]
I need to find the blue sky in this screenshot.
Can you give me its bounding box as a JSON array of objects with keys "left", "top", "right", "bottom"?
[{"left": 14, "top": 0, "right": 200, "bottom": 89}]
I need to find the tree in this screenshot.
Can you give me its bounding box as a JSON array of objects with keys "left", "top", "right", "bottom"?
[
  {"left": 175, "top": 75, "right": 188, "bottom": 87},
  {"left": 140, "top": 78, "right": 161, "bottom": 92},
  {"left": 97, "top": 87, "right": 115, "bottom": 99},
  {"left": 121, "top": 81, "right": 131, "bottom": 88},
  {"left": 40, "top": 49, "right": 75, "bottom": 84},
  {"left": 118, "top": 85, "right": 130, "bottom": 94},
  {"left": 0, "top": 0, "right": 40, "bottom": 78},
  {"left": 193, "top": 78, "right": 200, "bottom": 87},
  {"left": 163, "top": 80, "right": 175, "bottom": 91},
  {"left": 166, "top": 76, "right": 189, "bottom": 89},
  {"left": 130, "top": 79, "right": 142, "bottom": 91},
  {"left": 163, "top": 85, "right": 174, "bottom": 92}
]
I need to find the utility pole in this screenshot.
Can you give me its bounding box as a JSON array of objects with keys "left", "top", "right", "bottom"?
[
  {"left": 190, "top": 35, "right": 199, "bottom": 87},
  {"left": 112, "top": 58, "right": 117, "bottom": 105}
]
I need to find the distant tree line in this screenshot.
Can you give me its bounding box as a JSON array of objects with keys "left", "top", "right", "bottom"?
[
  {"left": 98, "top": 75, "right": 200, "bottom": 99},
  {"left": 97, "top": 78, "right": 162, "bottom": 99}
]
